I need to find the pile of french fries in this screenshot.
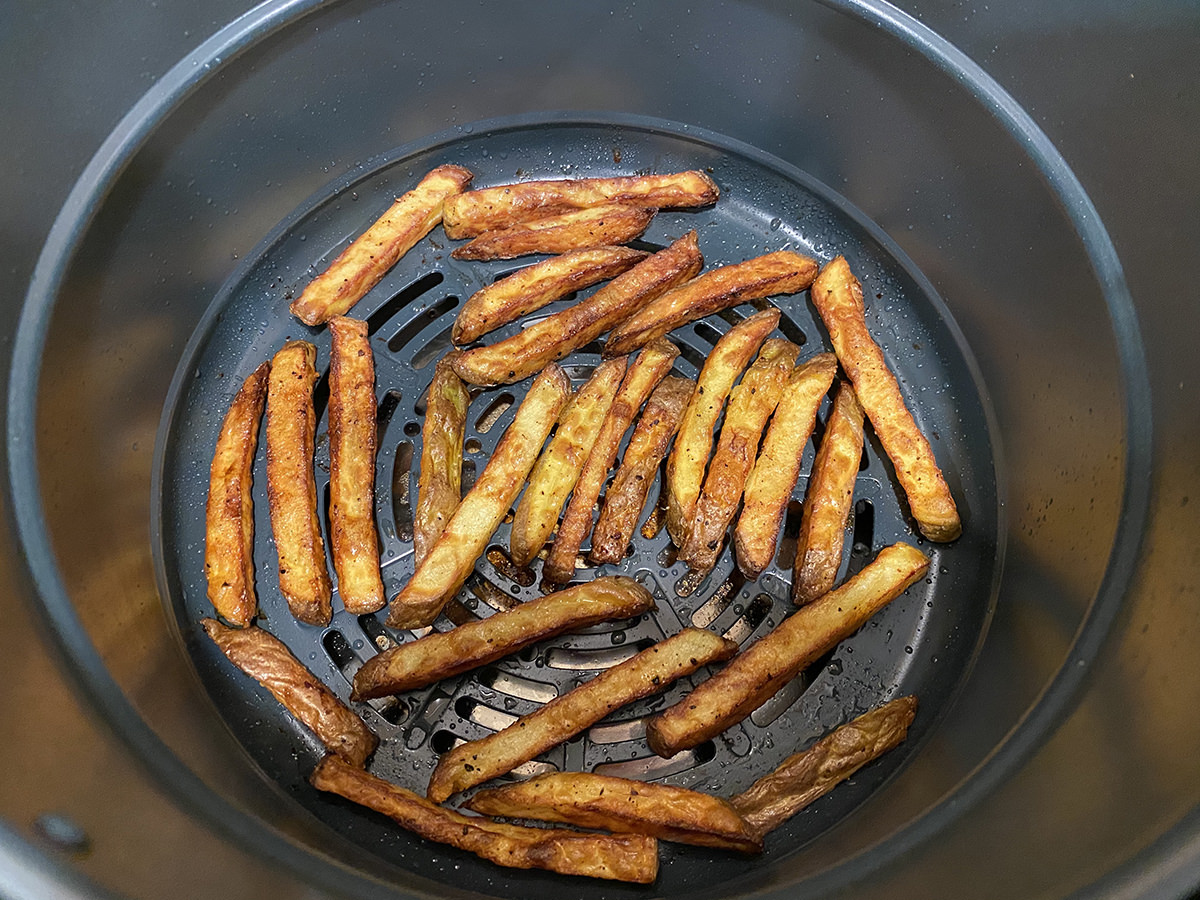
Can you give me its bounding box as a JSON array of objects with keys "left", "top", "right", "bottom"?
[{"left": 200, "top": 162, "right": 960, "bottom": 882}]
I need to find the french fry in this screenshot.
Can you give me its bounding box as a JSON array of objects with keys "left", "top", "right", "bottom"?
[
  {"left": 467, "top": 772, "right": 761, "bottom": 854},
  {"left": 734, "top": 353, "right": 839, "bottom": 580},
  {"left": 645, "top": 543, "right": 929, "bottom": 757},
  {"left": 450, "top": 204, "right": 655, "bottom": 261},
  {"left": 202, "top": 620, "right": 377, "bottom": 767},
  {"left": 604, "top": 250, "right": 817, "bottom": 357},
  {"left": 678, "top": 339, "right": 801, "bottom": 574},
  {"left": 442, "top": 170, "right": 718, "bottom": 239},
  {"left": 205, "top": 362, "right": 270, "bottom": 627},
  {"left": 665, "top": 308, "right": 780, "bottom": 546},
  {"left": 810, "top": 256, "right": 961, "bottom": 541},
  {"left": 542, "top": 339, "right": 679, "bottom": 584},
  {"left": 589, "top": 376, "right": 694, "bottom": 565},
  {"left": 413, "top": 356, "right": 471, "bottom": 567},
  {"left": 310, "top": 755, "right": 658, "bottom": 883},
  {"left": 353, "top": 576, "right": 654, "bottom": 699},
  {"left": 450, "top": 231, "right": 702, "bottom": 387},
  {"left": 427, "top": 627, "right": 738, "bottom": 802},
  {"left": 386, "top": 365, "right": 571, "bottom": 629},
  {"left": 290, "top": 164, "right": 472, "bottom": 326},
  {"left": 509, "top": 357, "right": 628, "bottom": 567},
  {"left": 792, "top": 381, "right": 865, "bottom": 605}
]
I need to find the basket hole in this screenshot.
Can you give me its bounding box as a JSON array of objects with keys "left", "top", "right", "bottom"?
[
  {"left": 403, "top": 421, "right": 419, "bottom": 436},
  {"left": 461, "top": 458, "right": 478, "bottom": 493},
  {"left": 690, "top": 568, "right": 746, "bottom": 628},
  {"left": 410, "top": 323, "right": 456, "bottom": 370},
  {"left": 464, "top": 437, "right": 483, "bottom": 454},
  {"left": 692, "top": 321, "right": 724, "bottom": 347},
  {"left": 357, "top": 614, "right": 396, "bottom": 653},
  {"left": 322, "top": 629, "right": 357, "bottom": 670},
  {"left": 474, "top": 393, "right": 515, "bottom": 434},
  {"left": 722, "top": 592, "right": 774, "bottom": 644},
  {"left": 391, "top": 440, "right": 415, "bottom": 542},
  {"left": 376, "top": 389, "right": 402, "bottom": 434},
  {"left": 386, "top": 294, "right": 459, "bottom": 354},
  {"left": 429, "top": 730, "right": 459, "bottom": 754},
  {"left": 366, "top": 272, "right": 444, "bottom": 336},
  {"left": 776, "top": 310, "right": 808, "bottom": 347}
]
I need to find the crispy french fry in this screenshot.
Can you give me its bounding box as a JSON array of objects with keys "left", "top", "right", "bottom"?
[
  {"left": 510, "top": 358, "right": 628, "bottom": 567},
  {"left": 386, "top": 365, "right": 571, "bottom": 629},
  {"left": 427, "top": 627, "right": 738, "bottom": 802},
  {"left": 413, "top": 356, "right": 471, "bottom": 567},
  {"left": 604, "top": 250, "right": 817, "bottom": 357},
  {"left": 450, "top": 204, "right": 655, "bottom": 261},
  {"left": 290, "top": 164, "right": 472, "bottom": 326},
  {"left": 450, "top": 231, "right": 702, "bottom": 387},
  {"left": 205, "top": 362, "right": 270, "bottom": 627},
  {"left": 734, "top": 353, "right": 839, "bottom": 580},
  {"left": 354, "top": 576, "right": 654, "bottom": 699},
  {"left": 310, "top": 755, "right": 658, "bottom": 883},
  {"left": 467, "top": 772, "right": 761, "bottom": 854},
  {"left": 792, "top": 381, "right": 865, "bottom": 605},
  {"left": 645, "top": 543, "right": 929, "bottom": 757},
  {"left": 811, "top": 257, "right": 960, "bottom": 541},
  {"left": 202, "top": 620, "right": 377, "bottom": 766},
  {"left": 589, "top": 376, "right": 694, "bottom": 565},
  {"left": 442, "top": 170, "right": 718, "bottom": 239}
]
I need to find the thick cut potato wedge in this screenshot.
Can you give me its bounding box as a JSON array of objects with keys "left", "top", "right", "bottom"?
[
  {"left": 290, "top": 164, "right": 472, "bottom": 326},
  {"left": 510, "top": 357, "right": 628, "bottom": 567},
  {"left": 202, "top": 619, "right": 377, "bottom": 766},
  {"left": 810, "top": 256, "right": 961, "bottom": 541},
  {"left": 386, "top": 365, "right": 571, "bottom": 629},
  {"left": 205, "top": 362, "right": 270, "bottom": 627},
  {"left": 792, "top": 381, "right": 865, "bottom": 605},
  {"left": 734, "top": 353, "right": 839, "bottom": 580},
  {"left": 665, "top": 308, "right": 780, "bottom": 546},
  {"left": 450, "top": 204, "right": 655, "bottom": 261},
  {"left": 604, "top": 250, "right": 818, "bottom": 356},
  {"left": 427, "top": 627, "right": 738, "bottom": 802},
  {"left": 413, "top": 356, "right": 471, "bottom": 567},
  {"left": 451, "top": 231, "right": 702, "bottom": 387},
  {"left": 731, "top": 696, "right": 917, "bottom": 839},
  {"left": 589, "top": 376, "right": 694, "bottom": 565},
  {"left": 467, "top": 772, "right": 761, "bottom": 854},
  {"left": 442, "top": 170, "right": 718, "bottom": 239},
  {"left": 310, "top": 755, "right": 658, "bottom": 883},
  {"left": 646, "top": 543, "right": 929, "bottom": 757}
]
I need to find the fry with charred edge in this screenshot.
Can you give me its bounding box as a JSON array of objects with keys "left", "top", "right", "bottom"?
[
  {"left": 734, "top": 353, "right": 839, "bottom": 580},
  {"left": 450, "top": 231, "right": 701, "bottom": 387},
  {"left": 604, "top": 250, "right": 818, "bottom": 357},
  {"left": 413, "top": 356, "right": 471, "bottom": 567},
  {"left": 310, "top": 755, "right": 658, "bottom": 883},
  {"left": 328, "top": 317, "right": 385, "bottom": 614},
  {"left": 731, "top": 696, "right": 917, "bottom": 839},
  {"left": 205, "top": 362, "right": 270, "bottom": 627},
  {"left": 678, "top": 339, "right": 801, "bottom": 574},
  {"left": 510, "top": 358, "right": 627, "bottom": 567},
  {"left": 450, "top": 204, "right": 655, "bottom": 261},
  {"left": 467, "top": 772, "right": 761, "bottom": 854},
  {"left": 386, "top": 365, "right": 571, "bottom": 629},
  {"left": 811, "top": 256, "right": 961, "bottom": 541},
  {"left": 428, "top": 627, "right": 738, "bottom": 802},
  {"left": 202, "top": 620, "right": 377, "bottom": 766},
  {"left": 442, "top": 170, "right": 718, "bottom": 239},
  {"left": 665, "top": 308, "right": 780, "bottom": 546},
  {"left": 645, "top": 543, "right": 928, "bottom": 757},
  {"left": 354, "top": 577, "right": 653, "bottom": 699},
  {"left": 590, "top": 376, "right": 694, "bottom": 565},
  {"left": 792, "top": 382, "right": 865, "bottom": 605},
  {"left": 542, "top": 339, "right": 680, "bottom": 584}
]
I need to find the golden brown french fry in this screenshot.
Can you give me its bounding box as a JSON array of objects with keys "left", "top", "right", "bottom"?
[
  {"left": 386, "top": 365, "right": 571, "bottom": 629},
  {"left": 509, "top": 358, "right": 628, "bottom": 567},
  {"left": 792, "top": 381, "right": 865, "bottom": 605},
  {"left": 734, "top": 353, "right": 839, "bottom": 580},
  {"left": 328, "top": 316, "right": 385, "bottom": 614},
  {"left": 450, "top": 231, "right": 702, "bottom": 387},
  {"left": 202, "top": 620, "right": 377, "bottom": 767},
  {"left": 811, "top": 256, "right": 961, "bottom": 542},
  {"left": 467, "top": 772, "right": 761, "bottom": 854},
  {"left": 645, "top": 543, "right": 928, "bottom": 757},
  {"left": 290, "top": 164, "right": 472, "bottom": 326},
  {"left": 205, "top": 362, "right": 270, "bottom": 627},
  {"left": 442, "top": 170, "right": 718, "bottom": 239},
  {"left": 589, "top": 376, "right": 694, "bottom": 565},
  {"left": 665, "top": 308, "right": 780, "bottom": 546},
  {"left": 413, "top": 356, "right": 470, "bottom": 567},
  {"left": 542, "top": 339, "right": 680, "bottom": 585},
  {"left": 427, "top": 627, "right": 738, "bottom": 802},
  {"left": 450, "top": 204, "right": 655, "bottom": 261},
  {"left": 604, "top": 250, "right": 818, "bottom": 357},
  {"left": 730, "top": 696, "right": 917, "bottom": 840},
  {"left": 678, "top": 339, "right": 801, "bottom": 574},
  {"left": 354, "top": 576, "right": 653, "bottom": 699},
  {"left": 310, "top": 755, "right": 658, "bottom": 883}
]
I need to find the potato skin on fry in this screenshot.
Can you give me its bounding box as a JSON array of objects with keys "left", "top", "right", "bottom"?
[
  {"left": 450, "top": 204, "right": 655, "bottom": 261},
  {"left": 413, "top": 356, "right": 470, "bottom": 567}
]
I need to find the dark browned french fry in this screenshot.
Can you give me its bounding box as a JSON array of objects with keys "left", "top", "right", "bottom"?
[
  {"left": 450, "top": 204, "right": 654, "bottom": 261},
  {"left": 413, "top": 356, "right": 471, "bottom": 567}
]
